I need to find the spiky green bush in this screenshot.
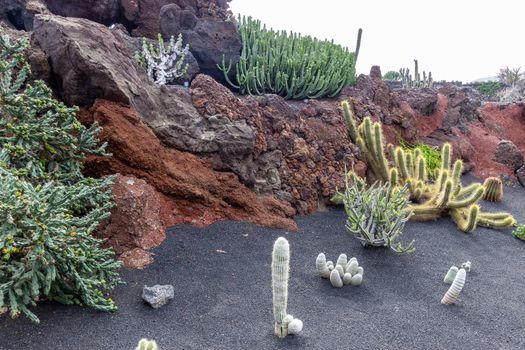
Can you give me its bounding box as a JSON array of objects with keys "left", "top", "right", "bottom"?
[
  {"left": 340, "top": 168, "right": 415, "bottom": 254},
  {"left": 0, "top": 32, "right": 121, "bottom": 323},
  {"left": 478, "top": 81, "right": 501, "bottom": 99},
  {"left": 398, "top": 139, "right": 441, "bottom": 178},
  {"left": 513, "top": 225, "right": 525, "bottom": 241},
  {"left": 219, "top": 16, "right": 362, "bottom": 100}
]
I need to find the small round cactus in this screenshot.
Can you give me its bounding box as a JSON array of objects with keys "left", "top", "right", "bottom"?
[
  {"left": 288, "top": 318, "right": 303, "bottom": 334},
  {"left": 135, "top": 339, "right": 158, "bottom": 350},
  {"left": 330, "top": 269, "right": 344, "bottom": 288},
  {"left": 461, "top": 261, "right": 472, "bottom": 272},
  {"left": 315, "top": 253, "right": 331, "bottom": 278},
  {"left": 482, "top": 177, "right": 503, "bottom": 202}
]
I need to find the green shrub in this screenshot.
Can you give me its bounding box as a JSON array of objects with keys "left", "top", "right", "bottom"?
[
  {"left": 219, "top": 16, "right": 362, "bottom": 100},
  {"left": 478, "top": 81, "right": 501, "bottom": 99},
  {"left": 383, "top": 71, "right": 401, "bottom": 81},
  {"left": 398, "top": 139, "right": 441, "bottom": 178},
  {"left": 0, "top": 32, "right": 121, "bottom": 322},
  {"left": 340, "top": 169, "right": 415, "bottom": 254},
  {"left": 513, "top": 225, "right": 525, "bottom": 240}
]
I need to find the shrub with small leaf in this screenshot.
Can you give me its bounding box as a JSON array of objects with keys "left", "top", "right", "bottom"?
[
  {"left": 0, "top": 31, "right": 121, "bottom": 323},
  {"left": 338, "top": 169, "right": 415, "bottom": 253},
  {"left": 513, "top": 225, "right": 525, "bottom": 241},
  {"left": 135, "top": 33, "right": 190, "bottom": 86}
]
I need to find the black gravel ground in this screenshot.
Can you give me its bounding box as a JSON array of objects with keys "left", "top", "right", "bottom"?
[{"left": 1, "top": 182, "right": 524, "bottom": 350}]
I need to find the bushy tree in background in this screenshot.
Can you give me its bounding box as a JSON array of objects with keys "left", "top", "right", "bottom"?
[
  {"left": 0, "top": 32, "right": 121, "bottom": 323},
  {"left": 383, "top": 70, "right": 401, "bottom": 81}
]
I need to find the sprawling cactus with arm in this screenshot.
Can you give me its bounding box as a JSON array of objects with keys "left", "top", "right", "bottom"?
[
  {"left": 272, "top": 237, "right": 302, "bottom": 337},
  {"left": 340, "top": 101, "right": 516, "bottom": 233}
]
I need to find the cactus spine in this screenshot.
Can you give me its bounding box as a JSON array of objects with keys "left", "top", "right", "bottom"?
[
  {"left": 482, "top": 177, "right": 503, "bottom": 202},
  {"left": 340, "top": 101, "right": 516, "bottom": 233},
  {"left": 272, "top": 237, "right": 302, "bottom": 337}
]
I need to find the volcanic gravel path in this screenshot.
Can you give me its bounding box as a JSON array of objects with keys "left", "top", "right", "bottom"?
[{"left": 1, "top": 181, "right": 524, "bottom": 350}]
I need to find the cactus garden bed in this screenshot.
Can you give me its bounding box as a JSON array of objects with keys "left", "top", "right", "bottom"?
[{"left": 0, "top": 177, "right": 524, "bottom": 350}]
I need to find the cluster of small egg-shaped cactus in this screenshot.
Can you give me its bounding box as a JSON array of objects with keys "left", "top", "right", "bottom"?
[
  {"left": 316, "top": 253, "right": 364, "bottom": 288},
  {"left": 135, "top": 339, "right": 158, "bottom": 350}
]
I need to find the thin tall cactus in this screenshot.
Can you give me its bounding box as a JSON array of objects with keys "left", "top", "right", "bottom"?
[{"left": 271, "top": 237, "right": 302, "bottom": 337}]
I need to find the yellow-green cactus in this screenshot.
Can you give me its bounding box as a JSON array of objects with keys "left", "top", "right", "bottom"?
[
  {"left": 340, "top": 100, "right": 516, "bottom": 233},
  {"left": 482, "top": 177, "right": 503, "bottom": 202}
]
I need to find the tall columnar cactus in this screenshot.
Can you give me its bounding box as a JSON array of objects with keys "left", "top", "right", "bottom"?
[
  {"left": 340, "top": 101, "right": 516, "bottom": 233},
  {"left": 135, "top": 339, "right": 159, "bottom": 350},
  {"left": 271, "top": 237, "right": 302, "bottom": 337},
  {"left": 399, "top": 59, "right": 433, "bottom": 88},
  {"left": 219, "top": 16, "right": 361, "bottom": 99},
  {"left": 482, "top": 177, "right": 503, "bottom": 202}
]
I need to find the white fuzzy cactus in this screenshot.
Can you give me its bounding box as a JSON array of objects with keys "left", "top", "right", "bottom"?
[
  {"left": 461, "top": 261, "right": 472, "bottom": 272},
  {"left": 441, "top": 268, "right": 466, "bottom": 305},
  {"left": 135, "top": 339, "right": 158, "bottom": 350},
  {"left": 135, "top": 33, "right": 190, "bottom": 86},
  {"left": 272, "top": 237, "right": 302, "bottom": 337},
  {"left": 315, "top": 253, "right": 331, "bottom": 278},
  {"left": 317, "top": 254, "right": 364, "bottom": 288}
]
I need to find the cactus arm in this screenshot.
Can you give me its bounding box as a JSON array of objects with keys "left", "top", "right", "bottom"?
[
  {"left": 373, "top": 123, "right": 390, "bottom": 181},
  {"left": 437, "top": 180, "right": 453, "bottom": 206},
  {"left": 405, "top": 205, "right": 441, "bottom": 220},
  {"left": 477, "top": 213, "right": 516, "bottom": 228},
  {"left": 450, "top": 205, "right": 479, "bottom": 232},
  {"left": 448, "top": 186, "right": 484, "bottom": 209},
  {"left": 342, "top": 101, "right": 358, "bottom": 143},
  {"left": 441, "top": 143, "right": 451, "bottom": 170}
]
